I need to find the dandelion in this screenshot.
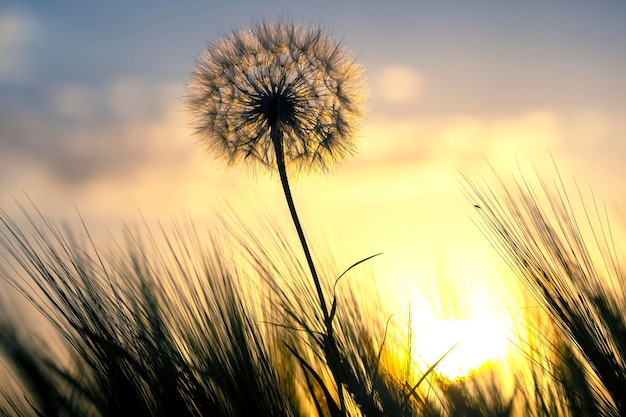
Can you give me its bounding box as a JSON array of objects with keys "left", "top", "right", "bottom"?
[
  {"left": 186, "top": 19, "right": 366, "bottom": 172},
  {"left": 186, "top": 19, "right": 366, "bottom": 324}
]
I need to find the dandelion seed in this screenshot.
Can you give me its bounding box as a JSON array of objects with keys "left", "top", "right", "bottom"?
[{"left": 185, "top": 19, "right": 367, "bottom": 173}]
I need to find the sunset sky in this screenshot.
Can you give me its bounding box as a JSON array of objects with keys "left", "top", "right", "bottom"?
[{"left": 2, "top": 1, "right": 626, "bottom": 355}]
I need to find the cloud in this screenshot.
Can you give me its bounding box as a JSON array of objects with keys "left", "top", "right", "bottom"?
[
  {"left": 50, "top": 84, "right": 95, "bottom": 120},
  {"left": 349, "top": 110, "right": 563, "bottom": 174},
  {"left": 333, "top": 108, "right": 626, "bottom": 246},
  {"left": 0, "top": 9, "right": 37, "bottom": 83},
  {"left": 373, "top": 65, "right": 424, "bottom": 105},
  {"left": 107, "top": 78, "right": 178, "bottom": 121},
  {"left": 0, "top": 79, "right": 194, "bottom": 189},
  {"left": 0, "top": 74, "right": 261, "bottom": 228}
]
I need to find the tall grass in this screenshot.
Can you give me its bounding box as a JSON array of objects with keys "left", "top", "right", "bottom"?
[
  {"left": 4, "top": 167, "right": 626, "bottom": 415},
  {"left": 0, "top": 205, "right": 456, "bottom": 416},
  {"left": 0, "top": 208, "right": 301, "bottom": 416},
  {"left": 466, "top": 170, "right": 626, "bottom": 417}
]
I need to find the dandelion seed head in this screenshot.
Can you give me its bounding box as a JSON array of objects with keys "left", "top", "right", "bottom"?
[{"left": 186, "top": 19, "right": 367, "bottom": 173}]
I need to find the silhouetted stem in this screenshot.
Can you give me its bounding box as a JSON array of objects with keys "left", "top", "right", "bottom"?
[
  {"left": 271, "top": 124, "right": 346, "bottom": 415},
  {"left": 270, "top": 124, "right": 329, "bottom": 323}
]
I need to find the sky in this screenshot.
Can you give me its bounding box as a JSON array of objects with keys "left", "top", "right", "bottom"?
[{"left": 2, "top": 0, "right": 626, "bottom": 340}]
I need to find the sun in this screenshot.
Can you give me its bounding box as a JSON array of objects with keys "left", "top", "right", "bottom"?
[{"left": 412, "top": 317, "right": 509, "bottom": 380}]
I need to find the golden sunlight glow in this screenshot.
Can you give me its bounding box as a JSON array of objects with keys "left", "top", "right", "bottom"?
[
  {"left": 412, "top": 317, "right": 509, "bottom": 380},
  {"left": 374, "top": 65, "right": 424, "bottom": 104}
]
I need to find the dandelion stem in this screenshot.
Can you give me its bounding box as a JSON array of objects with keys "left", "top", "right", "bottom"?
[{"left": 270, "top": 124, "right": 330, "bottom": 323}]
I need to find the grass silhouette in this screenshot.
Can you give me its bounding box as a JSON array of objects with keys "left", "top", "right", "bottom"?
[
  {"left": 0, "top": 209, "right": 302, "bottom": 416},
  {"left": 3, "top": 173, "right": 625, "bottom": 416},
  {"left": 467, "top": 169, "right": 626, "bottom": 417},
  {"left": 0, "top": 204, "right": 453, "bottom": 416}
]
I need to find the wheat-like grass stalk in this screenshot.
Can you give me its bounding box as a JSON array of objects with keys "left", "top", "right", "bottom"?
[{"left": 465, "top": 169, "right": 626, "bottom": 416}]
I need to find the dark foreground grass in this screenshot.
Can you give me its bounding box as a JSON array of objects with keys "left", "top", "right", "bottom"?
[
  {"left": 2, "top": 168, "right": 626, "bottom": 416},
  {"left": 467, "top": 170, "right": 626, "bottom": 417},
  {"left": 0, "top": 209, "right": 300, "bottom": 416},
  {"left": 0, "top": 206, "right": 447, "bottom": 416}
]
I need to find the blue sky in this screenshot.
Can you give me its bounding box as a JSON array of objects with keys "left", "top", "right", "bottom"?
[{"left": 2, "top": 1, "right": 626, "bottom": 312}]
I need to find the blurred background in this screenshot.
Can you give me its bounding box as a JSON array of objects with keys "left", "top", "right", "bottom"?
[{"left": 2, "top": 0, "right": 626, "bottom": 377}]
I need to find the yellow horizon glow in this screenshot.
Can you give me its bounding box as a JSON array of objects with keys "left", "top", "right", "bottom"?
[{"left": 411, "top": 316, "right": 509, "bottom": 380}]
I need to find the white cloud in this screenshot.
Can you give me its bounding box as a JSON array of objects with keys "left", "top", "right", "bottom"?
[
  {"left": 108, "top": 79, "right": 152, "bottom": 120},
  {"left": 373, "top": 64, "right": 424, "bottom": 105},
  {"left": 352, "top": 110, "right": 564, "bottom": 174},
  {"left": 50, "top": 84, "right": 94, "bottom": 120},
  {"left": 47, "top": 79, "right": 183, "bottom": 123},
  {"left": 0, "top": 10, "right": 37, "bottom": 83},
  {"left": 1, "top": 78, "right": 193, "bottom": 201}
]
